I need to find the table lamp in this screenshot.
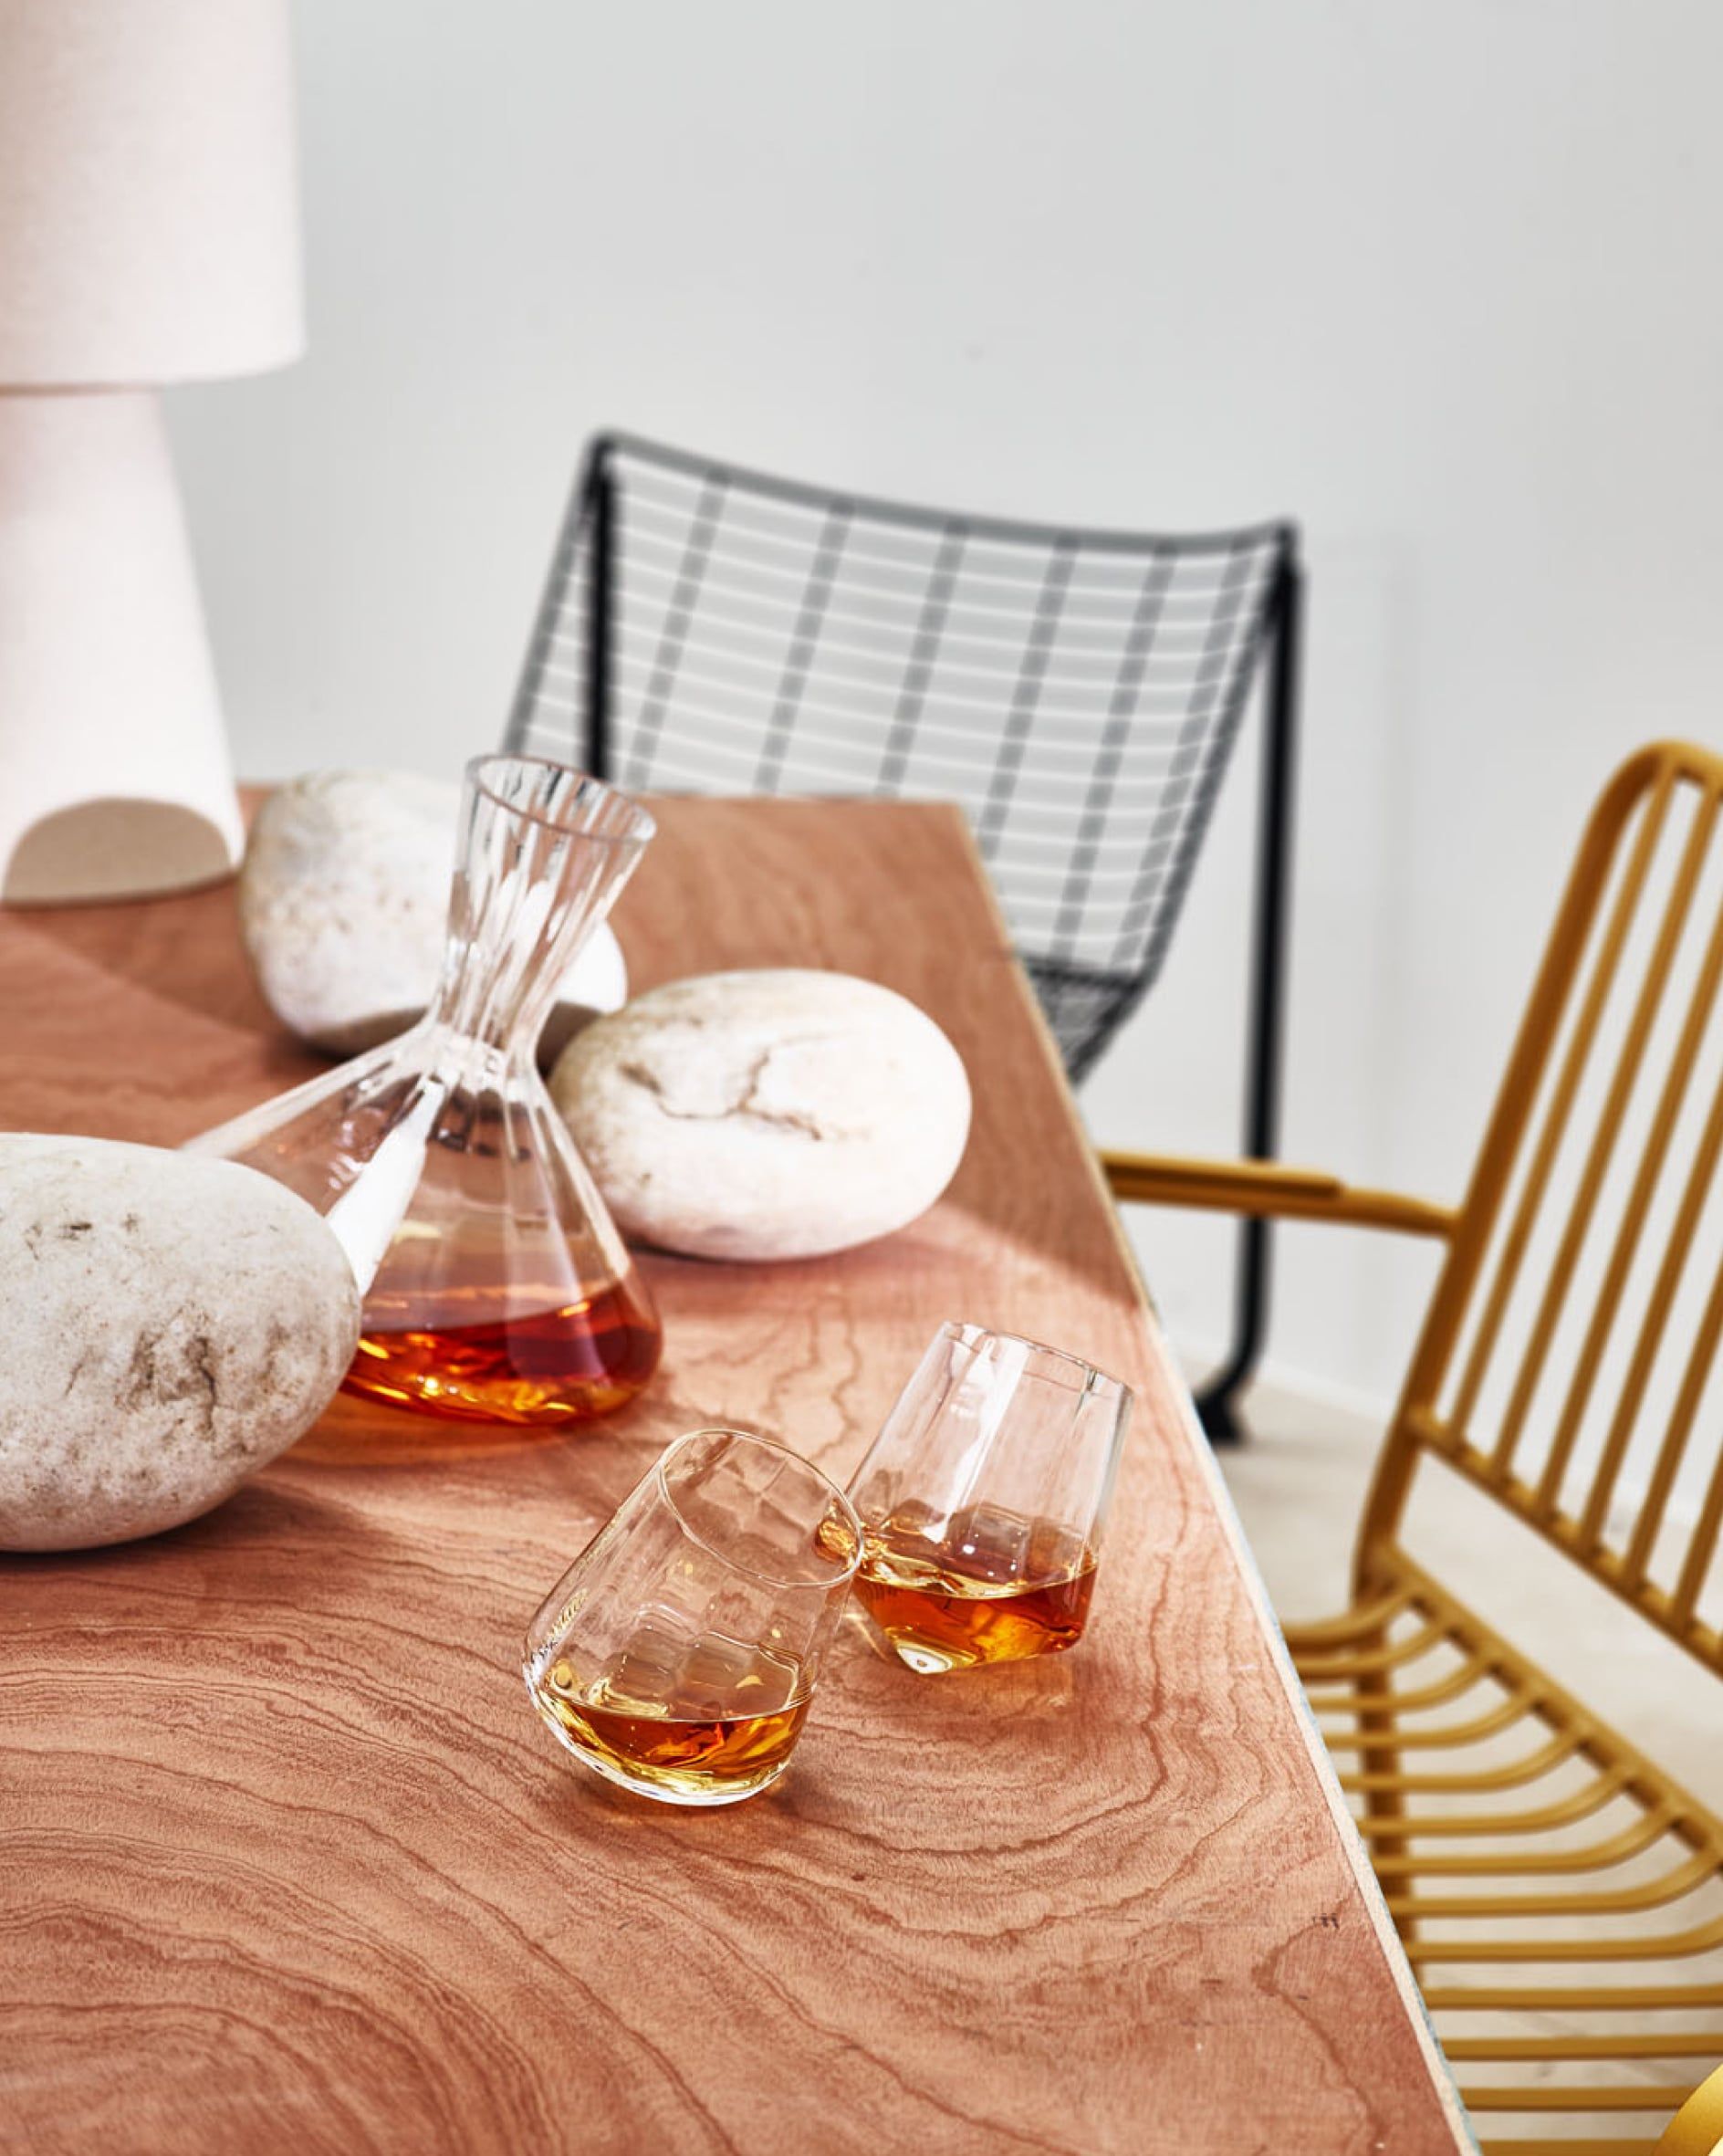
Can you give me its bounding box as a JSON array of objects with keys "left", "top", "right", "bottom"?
[{"left": 0, "top": 0, "right": 303, "bottom": 904}]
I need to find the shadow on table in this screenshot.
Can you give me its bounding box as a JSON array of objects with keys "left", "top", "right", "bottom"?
[
  {"left": 0, "top": 1472, "right": 360, "bottom": 1582},
  {"left": 5, "top": 872, "right": 291, "bottom": 1036}
]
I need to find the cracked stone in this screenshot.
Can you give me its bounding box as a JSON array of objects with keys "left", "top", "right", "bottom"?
[
  {"left": 551, "top": 969, "right": 972, "bottom": 1261},
  {"left": 0, "top": 1136, "right": 360, "bottom": 1551}
]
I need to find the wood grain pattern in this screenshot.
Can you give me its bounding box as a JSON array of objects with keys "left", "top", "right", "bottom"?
[{"left": 0, "top": 799, "right": 1468, "bottom": 2154}]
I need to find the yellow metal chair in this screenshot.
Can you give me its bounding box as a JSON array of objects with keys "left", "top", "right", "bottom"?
[
  {"left": 1105, "top": 741, "right": 1723, "bottom": 2153},
  {"left": 1659, "top": 2064, "right": 1723, "bottom": 2153}
]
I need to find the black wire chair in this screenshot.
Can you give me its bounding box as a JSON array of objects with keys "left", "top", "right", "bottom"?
[{"left": 505, "top": 433, "right": 1303, "bottom": 1439}]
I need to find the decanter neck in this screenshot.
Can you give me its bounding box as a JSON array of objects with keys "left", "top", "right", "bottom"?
[
  {"left": 412, "top": 1019, "right": 536, "bottom": 1090},
  {"left": 426, "top": 969, "right": 559, "bottom": 1060},
  {"left": 426, "top": 760, "right": 651, "bottom": 1055}
]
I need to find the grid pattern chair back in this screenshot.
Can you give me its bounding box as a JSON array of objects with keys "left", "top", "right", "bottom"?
[
  {"left": 1368, "top": 739, "right": 1723, "bottom": 1674},
  {"left": 506, "top": 433, "right": 1298, "bottom": 1081}
]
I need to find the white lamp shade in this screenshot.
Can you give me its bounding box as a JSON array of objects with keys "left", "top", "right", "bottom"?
[{"left": 0, "top": 0, "right": 303, "bottom": 385}]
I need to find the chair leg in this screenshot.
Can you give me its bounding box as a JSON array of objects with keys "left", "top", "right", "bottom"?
[
  {"left": 583, "top": 455, "right": 617, "bottom": 782},
  {"left": 1193, "top": 558, "right": 1302, "bottom": 1445},
  {"left": 1195, "top": 1219, "right": 1269, "bottom": 1444},
  {"left": 1355, "top": 1659, "right": 1416, "bottom": 1943}
]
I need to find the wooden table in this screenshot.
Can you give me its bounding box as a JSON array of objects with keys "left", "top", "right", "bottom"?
[{"left": 0, "top": 800, "right": 1468, "bottom": 2154}]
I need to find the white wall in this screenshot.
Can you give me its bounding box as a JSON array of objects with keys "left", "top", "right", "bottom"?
[{"left": 167, "top": 0, "right": 1723, "bottom": 1415}]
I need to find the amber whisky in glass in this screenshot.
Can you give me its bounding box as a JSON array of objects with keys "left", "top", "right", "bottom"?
[
  {"left": 528, "top": 1631, "right": 810, "bottom": 1803},
  {"left": 524, "top": 1428, "right": 860, "bottom": 1805},
  {"left": 848, "top": 1324, "right": 1131, "bottom": 1674},
  {"left": 854, "top": 1502, "right": 1098, "bottom": 1672}
]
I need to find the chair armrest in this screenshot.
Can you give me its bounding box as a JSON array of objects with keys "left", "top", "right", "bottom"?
[{"left": 1100, "top": 1149, "right": 1457, "bottom": 1240}]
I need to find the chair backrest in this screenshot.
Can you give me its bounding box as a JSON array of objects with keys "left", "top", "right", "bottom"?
[
  {"left": 1366, "top": 739, "right": 1723, "bottom": 1676},
  {"left": 506, "top": 432, "right": 1297, "bottom": 1079}
]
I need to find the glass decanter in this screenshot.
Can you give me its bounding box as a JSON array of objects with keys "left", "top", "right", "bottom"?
[{"left": 189, "top": 754, "right": 662, "bottom": 1428}]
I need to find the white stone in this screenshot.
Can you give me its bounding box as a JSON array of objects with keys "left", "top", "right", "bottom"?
[
  {"left": 0, "top": 1135, "right": 360, "bottom": 1552},
  {"left": 238, "top": 769, "right": 628, "bottom": 1057},
  {"left": 550, "top": 969, "right": 972, "bottom": 1261}
]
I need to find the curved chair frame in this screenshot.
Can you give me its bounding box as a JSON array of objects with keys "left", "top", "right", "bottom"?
[
  {"left": 1658, "top": 2064, "right": 1723, "bottom": 2154},
  {"left": 1108, "top": 741, "right": 1723, "bottom": 2152}
]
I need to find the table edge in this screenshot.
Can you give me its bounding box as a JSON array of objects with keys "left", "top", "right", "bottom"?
[{"left": 945, "top": 814, "right": 1474, "bottom": 2151}]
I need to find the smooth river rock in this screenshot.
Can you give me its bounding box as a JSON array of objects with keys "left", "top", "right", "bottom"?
[
  {"left": 550, "top": 969, "right": 972, "bottom": 1261},
  {"left": 0, "top": 1136, "right": 361, "bottom": 1552},
  {"left": 239, "top": 769, "right": 628, "bottom": 1057}
]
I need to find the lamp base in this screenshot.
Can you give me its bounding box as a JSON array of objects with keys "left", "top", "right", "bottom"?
[{"left": 0, "top": 388, "right": 244, "bottom": 905}]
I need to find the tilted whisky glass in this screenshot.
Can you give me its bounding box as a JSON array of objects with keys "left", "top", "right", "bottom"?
[
  {"left": 524, "top": 1429, "right": 862, "bottom": 1805},
  {"left": 848, "top": 1323, "right": 1133, "bottom": 1672}
]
